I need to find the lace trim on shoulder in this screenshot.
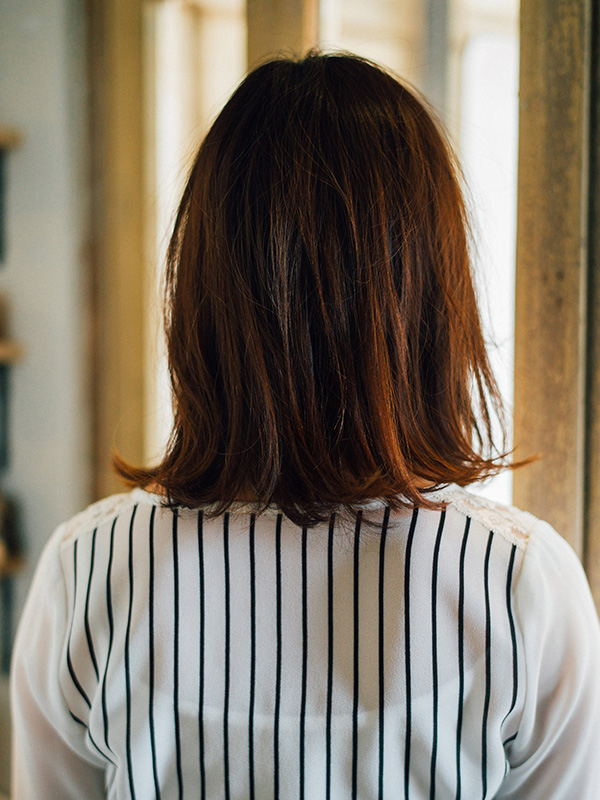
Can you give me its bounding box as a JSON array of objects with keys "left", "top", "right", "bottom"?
[
  {"left": 58, "top": 492, "right": 137, "bottom": 545},
  {"left": 427, "top": 485, "right": 537, "bottom": 549}
]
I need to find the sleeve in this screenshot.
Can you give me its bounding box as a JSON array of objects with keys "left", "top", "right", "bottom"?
[
  {"left": 498, "top": 520, "right": 600, "bottom": 799},
  {"left": 10, "top": 527, "right": 106, "bottom": 800}
]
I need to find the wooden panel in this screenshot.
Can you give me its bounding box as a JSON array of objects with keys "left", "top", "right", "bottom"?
[
  {"left": 513, "top": 0, "right": 591, "bottom": 554},
  {"left": 88, "top": 0, "right": 147, "bottom": 497},
  {"left": 247, "top": 0, "right": 318, "bottom": 69},
  {"left": 583, "top": 1, "right": 600, "bottom": 608}
]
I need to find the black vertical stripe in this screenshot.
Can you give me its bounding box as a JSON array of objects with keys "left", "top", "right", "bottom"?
[
  {"left": 326, "top": 513, "right": 336, "bottom": 800},
  {"left": 351, "top": 510, "right": 363, "bottom": 800},
  {"left": 404, "top": 508, "right": 419, "bottom": 800},
  {"left": 223, "top": 513, "right": 231, "bottom": 800},
  {"left": 429, "top": 509, "right": 447, "bottom": 800},
  {"left": 198, "top": 511, "right": 206, "bottom": 798},
  {"left": 148, "top": 507, "right": 161, "bottom": 798},
  {"left": 481, "top": 531, "right": 495, "bottom": 798},
  {"left": 102, "top": 518, "right": 117, "bottom": 754},
  {"left": 125, "top": 504, "right": 138, "bottom": 800},
  {"left": 299, "top": 526, "right": 308, "bottom": 800},
  {"left": 68, "top": 536, "right": 118, "bottom": 768},
  {"left": 455, "top": 516, "right": 471, "bottom": 800},
  {"left": 248, "top": 514, "right": 256, "bottom": 800},
  {"left": 69, "top": 711, "right": 88, "bottom": 728},
  {"left": 378, "top": 505, "right": 391, "bottom": 800},
  {"left": 84, "top": 529, "right": 99, "bottom": 680},
  {"left": 66, "top": 540, "right": 91, "bottom": 708},
  {"left": 68, "top": 709, "right": 116, "bottom": 765},
  {"left": 274, "top": 514, "right": 283, "bottom": 798},
  {"left": 172, "top": 510, "right": 183, "bottom": 799},
  {"left": 505, "top": 545, "right": 518, "bottom": 718}
]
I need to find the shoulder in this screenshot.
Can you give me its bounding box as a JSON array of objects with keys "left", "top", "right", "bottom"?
[
  {"left": 429, "top": 483, "right": 539, "bottom": 551},
  {"left": 51, "top": 490, "right": 143, "bottom": 553},
  {"left": 430, "top": 487, "right": 597, "bottom": 634},
  {"left": 429, "top": 485, "right": 590, "bottom": 586}
]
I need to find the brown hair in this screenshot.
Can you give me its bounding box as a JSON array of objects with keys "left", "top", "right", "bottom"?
[{"left": 115, "top": 51, "right": 511, "bottom": 526}]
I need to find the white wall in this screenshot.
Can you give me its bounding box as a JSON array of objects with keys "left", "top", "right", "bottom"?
[{"left": 0, "top": 0, "right": 91, "bottom": 785}]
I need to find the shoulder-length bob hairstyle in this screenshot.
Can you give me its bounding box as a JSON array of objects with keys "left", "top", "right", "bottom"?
[{"left": 116, "top": 51, "right": 512, "bottom": 525}]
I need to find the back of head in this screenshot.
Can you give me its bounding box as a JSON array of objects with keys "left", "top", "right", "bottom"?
[{"left": 116, "top": 52, "right": 507, "bottom": 525}]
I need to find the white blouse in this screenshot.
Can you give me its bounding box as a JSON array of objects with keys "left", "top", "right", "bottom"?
[{"left": 10, "top": 485, "right": 600, "bottom": 799}]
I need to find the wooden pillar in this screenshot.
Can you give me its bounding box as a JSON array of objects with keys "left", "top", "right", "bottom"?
[
  {"left": 513, "top": 0, "right": 600, "bottom": 604},
  {"left": 87, "top": 0, "right": 147, "bottom": 497},
  {"left": 584, "top": 2, "right": 600, "bottom": 607},
  {"left": 247, "top": 0, "right": 318, "bottom": 69}
]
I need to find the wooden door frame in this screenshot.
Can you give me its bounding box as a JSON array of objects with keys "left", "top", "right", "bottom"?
[
  {"left": 513, "top": 0, "right": 600, "bottom": 607},
  {"left": 87, "top": 0, "right": 147, "bottom": 498}
]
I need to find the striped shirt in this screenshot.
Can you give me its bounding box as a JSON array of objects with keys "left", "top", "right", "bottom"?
[{"left": 10, "top": 485, "right": 600, "bottom": 799}]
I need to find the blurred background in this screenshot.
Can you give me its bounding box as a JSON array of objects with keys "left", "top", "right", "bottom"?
[{"left": 4, "top": 0, "right": 596, "bottom": 794}]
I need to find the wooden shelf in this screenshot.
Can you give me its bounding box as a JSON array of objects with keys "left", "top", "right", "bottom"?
[
  {"left": 0, "top": 128, "right": 22, "bottom": 150},
  {"left": 0, "top": 341, "right": 22, "bottom": 364}
]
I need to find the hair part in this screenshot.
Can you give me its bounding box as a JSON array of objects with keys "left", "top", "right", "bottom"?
[{"left": 115, "top": 51, "right": 514, "bottom": 526}]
